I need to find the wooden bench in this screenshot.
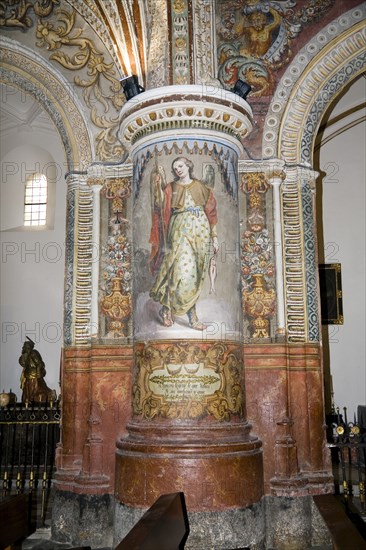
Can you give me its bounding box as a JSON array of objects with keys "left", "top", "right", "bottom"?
[
  {"left": 0, "top": 492, "right": 35, "bottom": 550},
  {"left": 313, "top": 494, "right": 366, "bottom": 549},
  {"left": 116, "top": 492, "right": 189, "bottom": 550}
]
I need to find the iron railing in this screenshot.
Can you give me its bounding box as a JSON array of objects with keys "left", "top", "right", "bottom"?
[
  {"left": 328, "top": 407, "right": 366, "bottom": 518},
  {"left": 0, "top": 401, "right": 60, "bottom": 525}
]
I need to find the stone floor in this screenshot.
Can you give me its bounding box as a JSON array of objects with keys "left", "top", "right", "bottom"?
[
  {"left": 17, "top": 465, "right": 365, "bottom": 549},
  {"left": 21, "top": 530, "right": 111, "bottom": 550}
]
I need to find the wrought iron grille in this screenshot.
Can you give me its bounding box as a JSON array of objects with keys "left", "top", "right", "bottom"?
[
  {"left": 328, "top": 407, "right": 366, "bottom": 518},
  {"left": 0, "top": 401, "right": 60, "bottom": 524}
]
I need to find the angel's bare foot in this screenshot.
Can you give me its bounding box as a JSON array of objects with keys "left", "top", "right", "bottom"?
[
  {"left": 159, "top": 306, "right": 174, "bottom": 327},
  {"left": 187, "top": 306, "right": 205, "bottom": 331}
]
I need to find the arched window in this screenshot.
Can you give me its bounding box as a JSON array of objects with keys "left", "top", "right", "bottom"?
[{"left": 24, "top": 173, "right": 48, "bottom": 226}]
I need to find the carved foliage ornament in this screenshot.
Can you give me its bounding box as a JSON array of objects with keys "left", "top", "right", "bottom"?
[
  {"left": 100, "top": 178, "right": 132, "bottom": 337},
  {"left": 0, "top": 2, "right": 125, "bottom": 162},
  {"left": 0, "top": 0, "right": 58, "bottom": 28},
  {"left": 240, "top": 172, "right": 276, "bottom": 338},
  {"left": 133, "top": 342, "right": 244, "bottom": 421}
]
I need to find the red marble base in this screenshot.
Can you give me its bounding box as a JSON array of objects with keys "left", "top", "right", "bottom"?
[
  {"left": 116, "top": 421, "right": 263, "bottom": 511},
  {"left": 244, "top": 343, "right": 332, "bottom": 495},
  {"left": 55, "top": 342, "right": 332, "bottom": 502},
  {"left": 54, "top": 344, "right": 133, "bottom": 494}
]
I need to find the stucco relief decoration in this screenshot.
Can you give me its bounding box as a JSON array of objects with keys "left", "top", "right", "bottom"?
[
  {"left": 216, "top": 0, "right": 334, "bottom": 97},
  {"left": 0, "top": 3, "right": 125, "bottom": 162},
  {"left": 36, "top": 8, "right": 124, "bottom": 160},
  {"left": 170, "top": 0, "right": 191, "bottom": 84},
  {"left": 0, "top": 0, "right": 58, "bottom": 28},
  {"left": 240, "top": 172, "right": 275, "bottom": 338},
  {"left": 133, "top": 342, "right": 243, "bottom": 421},
  {"left": 100, "top": 178, "right": 132, "bottom": 337}
]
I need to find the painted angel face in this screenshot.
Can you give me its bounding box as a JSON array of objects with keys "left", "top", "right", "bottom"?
[{"left": 173, "top": 159, "right": 190, "bottom": 180}]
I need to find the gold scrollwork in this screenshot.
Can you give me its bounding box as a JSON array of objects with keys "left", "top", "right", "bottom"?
[
  {"left": 244, "top": 273, "right": 276, "bottom": 338},
  {"left": 0, "top": 0, "right": 58, "bottom": 29},
  {"left": 102, "top": 178, "right": 131, "bottom": 213},
  {"left": 132, "top": 342, "right": 244, "bottom": 421},
  {"left": 100, "top": 177, "right": 132, "bottom": 337},
  {"left": 100, "top": 277, "right": 131, "bottom": 337},
  {"left": 34, "top": 8, "right": 124, "bottom": 161}
]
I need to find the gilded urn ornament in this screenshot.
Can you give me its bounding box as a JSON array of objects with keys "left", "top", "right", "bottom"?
[
  {"left": 100, "top": 277, "right": 131, "bottom": 337},
  {"left": 244, "top": 273, "right": 276, "bottom": 338}
]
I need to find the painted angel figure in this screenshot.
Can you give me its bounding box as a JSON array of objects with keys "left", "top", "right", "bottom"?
[{"left": 149, "top": 157, "right": 219, "bottom": 330}]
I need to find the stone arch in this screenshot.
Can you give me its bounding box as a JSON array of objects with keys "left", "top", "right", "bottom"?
[
  {"left": 263, "top": 5, "right": 365, "bottom": 164},
  {"left": 0, "top": 36, "right": 93, "bottom": 171},
  {"left": 261, "top": 5, "right": 365, "bottom": 342}
]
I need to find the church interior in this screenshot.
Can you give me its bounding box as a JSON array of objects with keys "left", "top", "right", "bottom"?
[{"left": 0, "top": 1, "right": 365, "bottom": 548}]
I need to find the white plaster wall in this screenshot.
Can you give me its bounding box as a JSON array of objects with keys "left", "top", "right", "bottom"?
[
  {"left": 317, "top": 78, "right": 366, "bottom": 420},
  {"left": 0, "top": 123, "right": 67, "bottom": 399}
]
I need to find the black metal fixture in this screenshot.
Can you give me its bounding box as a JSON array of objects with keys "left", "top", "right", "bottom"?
[
  {"left": 120, "top": 75, "right": 145, "bottom": 101},
  {"left": 232, "top": 79, "right": 251, "bottom": 100}
]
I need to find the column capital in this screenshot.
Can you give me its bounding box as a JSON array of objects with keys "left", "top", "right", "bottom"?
[
  {"left": 65, "top": 171, "right": 88, "bottom": 191},
  {"left": 85, "top": 162, "right": 133, "bottom": 184},
  {"left": 284, "top": 164, "right": 319, "bottom": 186},
  {"left": 118, "top": 84, "right": 253, "bottom": 151},
  {"left": 239, "top": 159, "right": 286, "bottom": 182}
]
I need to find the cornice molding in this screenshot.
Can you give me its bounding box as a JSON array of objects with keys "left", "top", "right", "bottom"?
[{"left": 118, "top": 85, "right": 253, "bottom": 150}]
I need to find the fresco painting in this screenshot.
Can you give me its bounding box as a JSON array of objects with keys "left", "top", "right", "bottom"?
[
  {"left": 216, "top": 0, "right": 335, "bottom": 97},
  {"left": 133, "top": 141, "right": 242, "bottom": 342}
]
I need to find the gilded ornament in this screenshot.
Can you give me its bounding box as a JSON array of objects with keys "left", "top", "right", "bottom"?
[
  {"left": 244, "top": 273, "right": 276, "bottom": 338},
  {"left": 0, "top": 0, "right": 58, "bottom": 29},
  {"left": 175, "top": 38, "right": 186, "bottom": 50},
  {"left": 173, "top": 0, "right": 186, "bottom": 14},
  {"left": 132, "top": 342, "right": 244, "bottom": 421},
  {"left": 100, "top": 177, "right": 132, "bottom": 338},
  {"left": 0, "top": 392, "right": 10, "bottom": 408},
  {"left": 34, "top": 8, "right": 124, "bottom": 161},
  {"left": 100, "top": 278, "right": 131, "bottom": 337}
]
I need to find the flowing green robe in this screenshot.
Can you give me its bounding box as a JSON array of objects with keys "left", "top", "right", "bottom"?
[{"left": 150, "top": 180, "right": 217, "bottom": 316}]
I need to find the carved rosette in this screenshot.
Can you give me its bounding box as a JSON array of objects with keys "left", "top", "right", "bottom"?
[
  {"left": 170, "top": 0, "right": 191, "bottom": 84},
  {"left": 132, "top": 341, "right": 244, "bottom": 421}
]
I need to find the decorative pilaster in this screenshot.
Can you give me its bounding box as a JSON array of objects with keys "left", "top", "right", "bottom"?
[
  {"left": 88, "top": 178, "right": 102, "bottom": 338},
  {"left": 239, "top": 160, "right": 278, "bottom": 340},
  {"left": 281, "top": 167, "right": 308, "bottom": 342},
  {"left": 300, "top": 167, "right": 321, "bottom": 342},
  {"left": 63, "top": 172, "right": 94, "bottom": 346},
  {"left": 64, "top": 173, "right": 79, "bottom": 346},
  {"left": 268, "top": 163, "right": 286, "bottom": 336},
  {"left": 99, "top": 171, "right": 132, "bottom": 339},
  {"left": 56, "top": 166, "right": 134, "bottom": 495},
  {"left": 74, "top": 180, "right": 94, "bottom": 345}
]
